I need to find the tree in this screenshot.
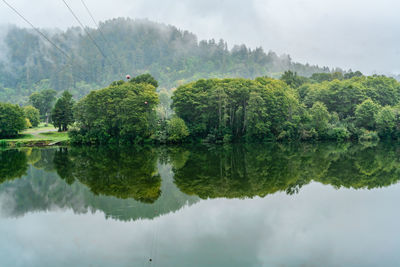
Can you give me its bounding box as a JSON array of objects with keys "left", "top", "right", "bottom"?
[
  {"left": 167, "top": 116, "right": 189, "bottom": 143},
  {"left": 23, "top": 105, "right": 40, "bottom": 127},
  {"left": 305, "top": 79, "right": 367, "bottom": 119},
  {"left": 172, "top": 77, "right": 300, "bottom": 142},
  {"left": 71, "top": 80, "right": 159, "bottom": 144},
  {"left": 29, "top": 89, "right": 57, "bottom": 124},
  {"left": 362, "top": 76, "right": 400, "bottom": 106},
  {"left": 280, "top": 70, "right": 308, "bottom": 88},
  {"left": 344, "top": 71, "right": 363, "bottom": 79},
  {"left": 375, "top": 106, "right": 398, "bottom": 138},
  {"left": 354, "top": 99, "right": 381, "bottom": 130},
  {"left": 310, "top": 101, "right": 330, "bottom": 135},
  {"left": 51, "top": 91, "right": 74, "bottom": 132},
  {"left": 129, "top": 74, "right": 159, "bottom": 88},
  {"left": 0, "top": 102, "right": 26, "bottom": 138}
]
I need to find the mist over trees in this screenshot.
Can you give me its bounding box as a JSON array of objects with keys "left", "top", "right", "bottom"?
[{"left": 0, "top": 18, "right": 331, "bottom": 104}]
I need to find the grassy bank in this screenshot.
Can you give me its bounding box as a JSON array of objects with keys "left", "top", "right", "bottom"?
[{"left": 0, "top": 123, "right": 69, "bottom": 147}]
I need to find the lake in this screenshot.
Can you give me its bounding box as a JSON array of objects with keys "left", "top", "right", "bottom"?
[{"left": 1, "top": 142, "right": 400, "bottom": 266}]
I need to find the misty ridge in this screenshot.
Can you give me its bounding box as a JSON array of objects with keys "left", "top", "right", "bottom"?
[{"left": 0, "top": 17, "right": 346, "bottom": 104}]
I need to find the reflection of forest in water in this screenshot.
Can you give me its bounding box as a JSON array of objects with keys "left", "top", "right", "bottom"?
[{"left": 1, "top": 142, "right": 400, "bottom": 221}]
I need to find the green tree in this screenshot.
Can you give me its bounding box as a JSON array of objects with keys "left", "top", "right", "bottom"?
[
  {"left": 71, "top": 80, "right": 159, "bottom": 144},
  {"left": 130, "top": 74, "right": 159, "bottom": 88},
  {"left": 23, "top": 105, "right": 40, "bottom": 127},
  {"left": 29, "top": 89, "right": 57, "bottom": 124},
  {"left": 304, "top": 79, "right": 367, "bottom": 118},
  {"left": 167, "top": 116, "right": 189, "bottom": 143},
  {"left": 354, "top": 99, "right": 381, "bottom": 130},
  {"left": 280, "top": 70, "right": 308, "bottom": 88},
  {"left": 344, "top": 71, "right": 363, "bottom": 79},
  {"left": 362, "top": 76, "right": 400, "bottom": 106},
  {"left": 51, "top": 91, "right": 75, "bottom": 132},
  {"left": 310, "top": 101, "right": 330, "bottom": 135},
  {"left": 0, "top": 102, "right": 26, "bottom": 138},
  {"left": 375, "top": 106, "right": 398, "bottom": 138},
  {"left": 172, "top": 77, "right": 300, "bottom": 142}
]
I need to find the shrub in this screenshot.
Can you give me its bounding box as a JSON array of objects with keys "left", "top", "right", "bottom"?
[
  {"left": 167, "top": 117, "right": 189, "bottom": 143},
  {"left": 327, "top": 126, "right": 350, "bottom": 141},
  {"left": 358, "top": 129, "right": 379, "bottom": 142}
]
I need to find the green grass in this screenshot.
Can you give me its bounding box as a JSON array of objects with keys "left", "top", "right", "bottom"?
[
  {"left": 22, "top": 123, "right": 55, "bottom": 134},
  {"left": 0, "top": 123, "right": 70, "bottom": 146},
  {"left": 38, "top": 131, "right": 69, "bottom": 141}
]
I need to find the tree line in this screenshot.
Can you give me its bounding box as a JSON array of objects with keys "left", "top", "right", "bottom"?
[
  {"left": 172, "top": 71, "right": 400, "bottom": 142},
  {"left": 2, "top": 71, "right": 400, "bottom": 143}
]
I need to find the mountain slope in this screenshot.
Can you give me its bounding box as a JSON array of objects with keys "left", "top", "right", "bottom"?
[{"left": 0, "top": 18, "right": 331, "bottom": 103}]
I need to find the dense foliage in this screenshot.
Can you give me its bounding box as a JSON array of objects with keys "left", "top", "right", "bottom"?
[
  {"left": 70, "top": 75, "right": 159, "bottom": 144},
  {"left": 0, "top": 102, "right": 26, "bottom": 138},
  {"left": 172, "top": 73, "right": 400, "bottom": 142},
  {"left": 0, "top": 18, "right": 331, "bottom": 104}
]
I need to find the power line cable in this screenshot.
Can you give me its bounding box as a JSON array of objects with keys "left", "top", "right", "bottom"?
[
  {"left": 61, "top": 0, "right": 112, "bottom": 64},
  {"left": 80, "top": 0, "right": 124, "bottom": 76},
  {"left": 2, "top": 0, "right": 71, "bottom": 61},
  {"left": 1, "top": 0, "right": 94, "bottom": 84}
]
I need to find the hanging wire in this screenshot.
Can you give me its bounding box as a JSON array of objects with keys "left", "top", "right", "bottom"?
[
  {"left": 1, "top": 0, "right": 95, "bottom": 85},
  {"left": 61, "top": 0, "right": 112, "bottom": 64},
  {"left": 80, "top": 0, "right": 124, "bottom": 77}
]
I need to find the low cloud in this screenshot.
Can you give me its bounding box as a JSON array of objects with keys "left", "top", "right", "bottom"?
[{"left": 0, "top": 0, "right": 399, "bottom": 74}]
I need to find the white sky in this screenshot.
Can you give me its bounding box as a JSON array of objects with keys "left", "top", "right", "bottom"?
[{"left": 1, "top": 0, "right": 399, "bottom": 74}]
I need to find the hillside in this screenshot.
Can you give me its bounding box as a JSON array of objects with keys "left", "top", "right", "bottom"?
[{"left": 0, "top": 18, "right": 332, "bottom": 104}]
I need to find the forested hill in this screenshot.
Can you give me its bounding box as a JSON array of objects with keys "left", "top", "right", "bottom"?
[{"left": 0, "top": 17, "right": 331, "bottom": 104}]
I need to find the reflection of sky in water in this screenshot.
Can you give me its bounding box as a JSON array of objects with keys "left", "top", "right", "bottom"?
[{"left": 0, "top": 182, "right": 399, "bottom": 267}]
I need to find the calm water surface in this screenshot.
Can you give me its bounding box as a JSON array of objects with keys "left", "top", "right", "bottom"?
[{"left": 1, "top": 143, "right": 400, "bottom": 266}]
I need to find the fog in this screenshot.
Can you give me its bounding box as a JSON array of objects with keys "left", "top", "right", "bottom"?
[{"left": 0, "top": 0, "right": 399, "bottom": 74}]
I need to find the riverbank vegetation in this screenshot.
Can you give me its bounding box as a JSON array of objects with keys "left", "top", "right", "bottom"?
[
  {"left": 2, "top": 71, "right": 400, "bottom": 145},
  {"left": 0, "top": 124, "right": 69, "bottom": 147},
  {"left": 172, "top": 72, "right": 400, "bottom": 143}
]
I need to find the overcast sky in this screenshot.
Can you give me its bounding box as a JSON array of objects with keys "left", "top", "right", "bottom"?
[{"left": 1, "top": 0, "right": 399, "bottom": 74}]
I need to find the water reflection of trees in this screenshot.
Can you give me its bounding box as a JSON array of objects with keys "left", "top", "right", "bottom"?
[
  {"left": 1, "top": 142, "right": 400, "bottom": 202},
  {"left": 171, "top": 143, "right": 400, "bottom": 199},
  {"left": 0, "top": 147, "right": 161, "bottom": 203},
  {"left": 0, "top": 147, "right": 195, "bottom": 221},
  {"left": 0, "top": 149, "right": 28, "bottom": 183},
  {"left": 54, "top": 147, "right": 161, "bottom": 203}
]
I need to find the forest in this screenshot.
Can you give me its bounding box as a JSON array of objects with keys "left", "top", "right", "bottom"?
[
  {"left": 2, "top": 71, "right": 400, "bottom": 144},
  {"left": 172, "top": 71, "right": 400, "bottom": 142},
  {"left": 0, "top": 18, "right": 332, "bottom": 104},
  {"left": 1, "top": 19, "right": 400, "bottom": 144}
]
